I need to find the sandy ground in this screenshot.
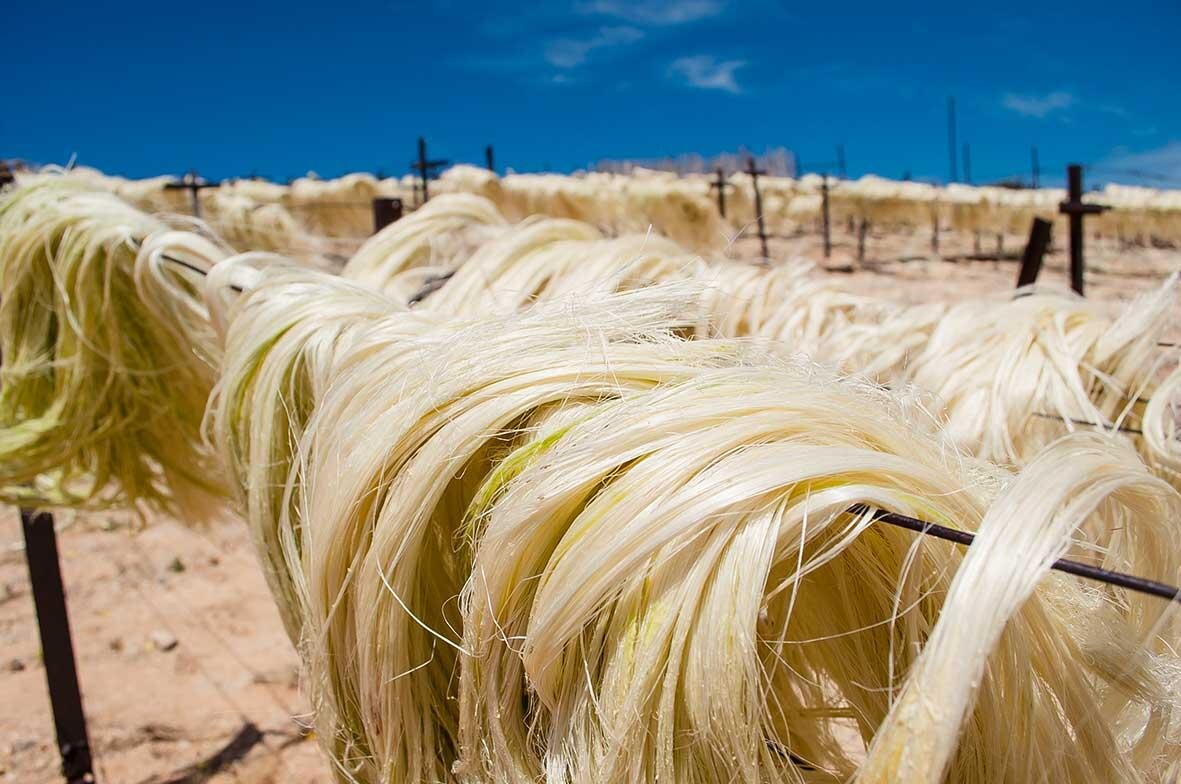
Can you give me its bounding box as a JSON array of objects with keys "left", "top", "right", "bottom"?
[
  {"left": 1, "top": 226, "right": 1177, "bottom": 784},
  {"left": 0, "top": 507, "right": 330, "bottom": 783}
]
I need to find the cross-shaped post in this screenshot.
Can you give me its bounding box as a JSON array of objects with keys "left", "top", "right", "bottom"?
[
  {"left": 746, "top": 156, "right": 769, "bottom": 260},
  {"left": 163, "top": 170, "right": 219, "bottom": 219},
  {"left": 1058, "top": 164, "right": 1107, "bottom": 296},
  {"left": 707, "top": 167, "right": 731, "bottom": 218},
  {"left": 409, "top": 137, "right": 450, "bottom": 206}
]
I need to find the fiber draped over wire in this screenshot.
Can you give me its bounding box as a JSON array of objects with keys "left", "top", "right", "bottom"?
[
  {"left": 342, "top": 193, "right": 1181, "bottom": 483},
  {"left": 203, "top": 274, "right": 1181, "bottom": 783},
  {"left": 2, "top": 176, "right": 1180, "bottom": 783},
  {"left": 0, "top": 178, "right": 226, "bottom": 513}
]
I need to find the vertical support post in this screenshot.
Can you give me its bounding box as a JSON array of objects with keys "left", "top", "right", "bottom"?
[
  {"left": 417, "top": 137, "right": 429, "bottom": 204},
  {"left": 1016, "top": 218, "right": 1053, "bottom": 288},
  {"left": 1031, "top": 146, "right": 1040, "bottom": 188},
  {"left": 1067, "top": 164, "right": 1084, "bottom": 294},
  {"left": 947, "top": 96, "right": 958, "bottom": 183},
  {"left": 931, "top": 213, "right": 939, "bottom": 255},
  {"left": 857, "top": 218, "right": 869, "bottom": 264},
  {"left": 820, "top": 174, "right": 831, "bottom": 258},
  {"left": 372, "top": 197, "right": 403, "bottom": 234},
  {"left": 746, "top": 156, "right": 769, "bottom": 260},
  {"left": 21, "top": 509, "right": 93, "bottom": 784},
  {"left": 164, "top": 171, "right": 218, "bottom": 220},
  {"left": 1058, "top": 164, "right": 1105, "bottom": 296},
  {"left": 485, "top": 145, "right": 495, "bottom": 174},
  {"left": 710, "top": 167, "right": 727, "bottom": 218},
  {"left": 962, "top": 143, "right": 972, "bottom": 184},
  {"left": 996, "top": 233, "right": 1003, "bottom": 259}
]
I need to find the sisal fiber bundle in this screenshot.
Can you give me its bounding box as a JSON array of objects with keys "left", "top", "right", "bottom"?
[
  {"left": 205, "top": 258, "right": 425, "bottom": 639},
  {"left": 205, "top": 282, "right": 1180, "bottom": 783},
  {"left": 0, "top": 178, "right": 225, "bottom": 513},
  {"left": 902, "top": 280, "right": 1177, "bottom": 467},
  {"left": 344, "top": 193, "right": 510, "bottom": 300}
]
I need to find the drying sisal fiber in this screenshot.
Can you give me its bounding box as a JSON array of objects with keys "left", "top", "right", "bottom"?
[
  {"left": 900, "top": 279, "right": 1177, "bottom": 468},
  {"left": 203, "top": 278, "right": 1180, "bottom": 783},
  {"left": 349, "top": 195, "right": 1179, "bottom": 485},
  {"left": 0, "top": 174, "right": 1178, "bottom": 782},
  {"left": 344, "top": 193, "right": 510, "bottom": 300},
  {"left": 0, "top": 178, "right": 226, "bottom": 513},
  {"left": 204, "top": 257, "right": 426, "bottom": 640}
]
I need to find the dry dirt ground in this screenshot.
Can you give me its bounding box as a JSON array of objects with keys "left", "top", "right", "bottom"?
[
  {"left": 0, "top": 507, "right": 330, "bottom": 783},
  {"left": 2, "top": 227, "right": 1177, "bottom": 784}
]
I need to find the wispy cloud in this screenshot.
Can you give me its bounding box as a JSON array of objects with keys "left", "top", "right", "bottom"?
[
  {"left": 544, "top": 25, "right": 644, "bottom": 68},
  {"left": 579, "top": 0, "right": 725, "bottom": 25},
  {"left": 1002, "top": 90, "right": 1074, "bottom": 118},
  {"left": 668, "top": 55, "right": 746, "bottom": 93},
  {"left": 1098, "top": 141, "right": 1181, "bottom": 186}
]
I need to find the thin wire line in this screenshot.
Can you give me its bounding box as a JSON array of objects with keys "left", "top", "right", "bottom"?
[{"left": 858, "top": 506, "right": 1180, "bottom": 602}]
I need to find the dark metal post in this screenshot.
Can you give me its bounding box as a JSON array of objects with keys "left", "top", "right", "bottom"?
[
  {"left": 163, "top": 171, "right": 218, "bottom": 220},
  {"left": 746, "top": 156, "right": 769, "bottom": 259},
  {"left": 1016, "top": 218, "right": 1053, "bottom": 288},
  {"left": 1031, "top": 146, "right": 1040, "bottom": 188},
  {"left": 485, "top": 145, "right": 495, "bottom": 173},
  {"left": 164, "top": 171, "right": 219, "bottom": 220},
  {"left": 409, "top": 138, "right": 449, "bottom": 208},
  {"left": 709, "top": 167, "right": 728, "bottom": 218},
  {"left": 820, "top": 174, "right": 831, "bottom": 258},
  {"left": 21, "top": 509, "right": 93, "bottom": 784},
  {"left": 947, "top": 96, "right": 958, "bottom": 183},
  {"left": 417, "top": 137, "right": 429, "bottom": 203},
  {"left": 962, "top": 143, "right": 972, "bottom": 184},
  {"left": 372, "top": 197, "right": 403, "bottom": 233},
  {"left": 1059, "top": 163, "right": 1107, "bottom": 296},
  {"left": 1067, "top": 164, "right": 1083, "bottom": 294}
]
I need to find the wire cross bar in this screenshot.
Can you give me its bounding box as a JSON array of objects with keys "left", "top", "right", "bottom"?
[{"left": 856, "top": 506, "right": 1180, "bottom": 602}]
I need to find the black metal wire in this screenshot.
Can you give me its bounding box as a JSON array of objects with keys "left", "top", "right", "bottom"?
[
  {"left": 856, "top": 506, "right": 1180, "bottom": 603},
  {"left": 1030, "top": 411, "right": 1144, "bottom": 436},
  {"left": 407, "top": 271, "right": 454, "bottom": 306},
  {"left": 136, "top": 239, "right": 242, "bottom": 293}
]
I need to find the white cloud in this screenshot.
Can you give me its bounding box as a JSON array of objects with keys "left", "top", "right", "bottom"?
[
  {"left": 544, "top": 25, "right": 644, "bottom": 68},
  {"left": 668, "top": 55, "right": 746, "bottom": 93},
  {"left": 579, "top": 0, "right": 725, "bottom": 25},
  {"left": 1002, "top": 90, "right": 1075, "bottom": 118}
]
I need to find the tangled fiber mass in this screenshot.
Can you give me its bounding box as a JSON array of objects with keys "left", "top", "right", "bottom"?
[{"left": 2, "top": 176, "right": 1180, "bottom": 782}]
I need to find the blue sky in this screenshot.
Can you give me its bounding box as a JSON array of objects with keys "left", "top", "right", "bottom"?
[{"left": 4, "top": 1, "right": 1179, "bottom": 187}]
